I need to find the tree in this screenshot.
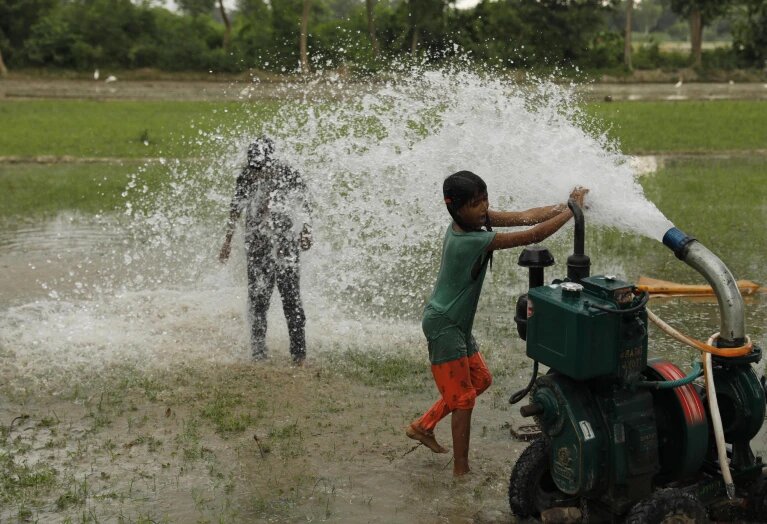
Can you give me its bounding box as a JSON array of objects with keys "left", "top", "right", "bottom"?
[
  {"left": 733, "top": 0, "right": 767, "bottom": 66},
  {"left": 624, "top": 0, "right": 634, "bottom": 69},
  {"left": 0, "top": 0, "right": 56, "bottom": 68},
  {"left": 0, "top": 47, "right": 7, "bottom": 75},
  {"left": 668, "top": 0, "right": 731, "bottom": 67},
  {"left": 177, "top": 0, "right": 215, "bottom": 17},
  {"left": 217, "top": 0, "right": 231, "bottom": 49},
  {"left": 366, "top": 0, "right": 380, "bottom": 58},
  {"left": 300, "top": 0, "right": 312, "bottom": 72},
  {"left": 407, "top": 0, "right": 447, "bottom": 55}
]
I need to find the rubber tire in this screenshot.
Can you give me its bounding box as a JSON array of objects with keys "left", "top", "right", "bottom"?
[
  {"left": 623, "top": 488, "right": 708, "bottom": 524},
  {"left": 746, "top": 476, "right": 767, "bottom": 521},
  {"left": 508, "top": 437, "right": 578, "bottom": 518}
]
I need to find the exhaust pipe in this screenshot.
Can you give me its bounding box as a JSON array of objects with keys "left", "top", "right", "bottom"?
[
  {"left": 662, "top": 227, "right": 745, "bottom": 347},
  {"left": 566, "top": 200, "right": 590, "bottom": 283}
]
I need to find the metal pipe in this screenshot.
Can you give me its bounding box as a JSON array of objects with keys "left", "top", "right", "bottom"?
[
  {"left": 662, "top": 227, "right": 746, "bottom": 346},
  {"left": 569, "top": 199, "right": 584, "bottom": 256},
  {"left": 566, "top": 200, "right": 590, "bottom": 283}
]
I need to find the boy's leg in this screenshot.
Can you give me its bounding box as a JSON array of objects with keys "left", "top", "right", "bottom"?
[
  {"left": 408, "top": 356, "right": 475, "bottom": 454},
  {"left": 246, "top": 238, "right": 276, "bottom": 359},
  {"left": 418, "top": 352, "right": 491, "bottom": 431},
  {"left": 417, "top": 352, "right": 491, "bottom": 433},
  {"left": 415, "top": 398, "right": 450, "bottom": 433},
  {"left": 451, "top": 408, "right": 472, "bottom": 476},
  {"left": 405, "top": 423, "right": 448, "bottom": 454},
  {"left": 275, "top": 257, "right": 306, "bottom": 364},
  {"left": 468, "top": 352, "right": 493, "bottom": 397}
]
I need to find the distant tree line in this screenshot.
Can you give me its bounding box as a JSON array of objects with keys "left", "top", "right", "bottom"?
[{"left": 0, "top": 0, "right": 764, "bottom": 76}]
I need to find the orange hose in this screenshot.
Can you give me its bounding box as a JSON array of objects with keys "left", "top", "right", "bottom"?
[{"left": 646, "top": 308, "right": 753, "bottom": 357}]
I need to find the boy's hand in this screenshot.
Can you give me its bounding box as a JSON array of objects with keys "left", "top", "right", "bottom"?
[{"left": 569, "top": 186, "right": 589, "bottom": 208}]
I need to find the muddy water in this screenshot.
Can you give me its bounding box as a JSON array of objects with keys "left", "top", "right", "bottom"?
[
  {"left": 2, "top": 78, "right": 766, "bottom": 102},
  {"left": 1, "top": 209, "right": 766, "bottom": 523}
]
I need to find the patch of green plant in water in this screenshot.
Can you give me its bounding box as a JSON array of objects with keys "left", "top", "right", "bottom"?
[
  {"left": 268, "top": 422, "right": 306, "bottom": 459},
  {"left": 327, "top": 349, "right": 430, "bottom": 393},
  {"left": 201, "top": 389, "right": 257, "bottom": 435},
  {"left": 55, "top": 476, "right": 89, "bottom": 510},
  {"left": 0, "top": 449, "right": 58, "bottom": 506}
]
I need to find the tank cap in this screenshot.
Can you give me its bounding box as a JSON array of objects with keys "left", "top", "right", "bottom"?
[{"left": 561, "top": 282, "right": 583, "bottom": 295}]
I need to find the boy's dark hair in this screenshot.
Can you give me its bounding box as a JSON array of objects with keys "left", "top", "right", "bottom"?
[
  {"left": 443, "top": 170, "right": 489, "bottom": 232},
  {"left": 247, "top": 137, "right": 275, "bottom": 168},
  {"left": 443, "top": 170, "right": 493, "bottom": 277}
]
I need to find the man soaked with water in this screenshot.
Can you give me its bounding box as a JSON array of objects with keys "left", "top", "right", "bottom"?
[{"left": 219, "top": 137, "right": 312, "bottom": 365}]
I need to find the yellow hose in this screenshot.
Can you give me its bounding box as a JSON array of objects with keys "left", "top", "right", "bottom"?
[{"left": 646, "top": 308, "right": 752, "bottom": 357}]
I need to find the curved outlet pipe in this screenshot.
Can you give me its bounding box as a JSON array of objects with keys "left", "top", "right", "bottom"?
[{"left": 662, "top": 227, "right": 746, "bottom": 347}]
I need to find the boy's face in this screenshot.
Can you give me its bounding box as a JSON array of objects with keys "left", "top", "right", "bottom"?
[{"left": 457, "top": 192, "right": 489, "bottom": 230}]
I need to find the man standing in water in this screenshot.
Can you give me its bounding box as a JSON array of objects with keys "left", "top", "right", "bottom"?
[{"left": 219, "top": 137, "right": 312, "bottom": 365}]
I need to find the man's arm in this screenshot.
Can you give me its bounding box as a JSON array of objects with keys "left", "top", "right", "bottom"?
[
  {"left": 292, "top": 168, "right": 313, "bottom": 251},
  {"left": 219, "top": 172, "right": 247, "bottom": 262}
]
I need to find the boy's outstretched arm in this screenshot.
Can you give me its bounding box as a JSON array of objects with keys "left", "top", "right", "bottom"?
[
  {"left": 488, "top": 204, "right": 566, "bottom": 227},
  {"left": 486, "top": 208, "right": 573, "bottom": 251},
  {"left": 487, "top": 186, "right": 588, "bottom": 227}
]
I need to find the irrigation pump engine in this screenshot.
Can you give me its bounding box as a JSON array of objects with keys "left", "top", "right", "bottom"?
[{"left": 508, "top": 201, "right": 767, "bottom": 523}]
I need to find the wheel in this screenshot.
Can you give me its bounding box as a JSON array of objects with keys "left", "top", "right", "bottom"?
[
  {"left": 508, "top": 437, "right": 578, "bottom": 518},
  {"left": 745, "top": 476, "right": 767, "bottom": 521},
  {"left": 623, "top": 488, "right": 708, "bottom": 524}
]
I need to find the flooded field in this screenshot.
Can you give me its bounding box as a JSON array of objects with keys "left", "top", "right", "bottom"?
[
  {"left": 1, "top": 71, "right": 766, "bottom": 522},
  {"left": 2, "top": 77, "right": 767, "bottom": 103}
]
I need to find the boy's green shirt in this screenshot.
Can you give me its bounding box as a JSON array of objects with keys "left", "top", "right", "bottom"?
[{"left": 422, "top": 224, "right": 496, "bottom": 364}]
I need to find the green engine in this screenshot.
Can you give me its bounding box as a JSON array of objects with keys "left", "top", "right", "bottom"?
[
  {"left": 508, "top": 203, "right": 766, "bottom": 521},
  {"left": 523, "top": 276, "right": 663, "bottom": 512},
  {"left": 526, "top": 276, "right": 647, "bottom": 381}
]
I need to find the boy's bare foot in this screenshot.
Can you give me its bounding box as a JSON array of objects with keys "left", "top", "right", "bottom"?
[
  {"left": 405, "top": 423, "right": 448, "bottom": 453},
  {"left": 453, "top": 462, "right": 471, "bottom": 477}
]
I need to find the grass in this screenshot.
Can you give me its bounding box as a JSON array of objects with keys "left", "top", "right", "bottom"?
[
  {"left": 586, "top": 100, "right": 767, "bottom": 154},
  {"left": 0, "top": 163, "right": 166, "bottom": 218},
  {"left": 0, "top": 99, "right": 279, "bottom": 159},
  {"left": 201, "top": 389, "right": 257, "bottom": 435},
  {"left": 0, "top": 99, "right": 765, "bottom": 160},
  {"left": 640, "top": 156, "right": 767, "bottom": 283},
  {"left": 327, "top": 349, "right": 430, "bottom": 393}
]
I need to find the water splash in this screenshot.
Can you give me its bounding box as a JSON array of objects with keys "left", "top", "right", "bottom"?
[{"left": 1, "top": 62, "right": 675, "bottom": 380}]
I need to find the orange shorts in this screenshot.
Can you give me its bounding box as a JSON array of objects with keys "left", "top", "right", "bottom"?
[
  {"left": 416, "top": 352, "right": 492, "bottom": 432},
  {"left": 432, "top": 351, "right": 492, "bottom": 410}
]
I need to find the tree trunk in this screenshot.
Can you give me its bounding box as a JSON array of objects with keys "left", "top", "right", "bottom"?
[
  {"left": 0, "top": 48, "right": 8, "bottom": 77},
  {"left": 365, "top": 0, "right": 380, "bottom": 58},
  {"left": 410, "top": 26, "right": 420, "bottom": 55},
  {"left": 690, "top": 7, "right": 703, "bottom": 67},
  {"left": 300, "top": 0, "right": 312, "bottom": 73},
  {"left": 218, "top": 0, "right": 231, "bottom": 50},
  {"left": 624, "top": 0, "right": 634, "bottom": 70}
]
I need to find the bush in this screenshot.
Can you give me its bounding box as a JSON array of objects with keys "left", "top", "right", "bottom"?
[
  {"left": 632, "top": 41, "right": 689, "bottom": 69},
  {"left": 584, "top": 31, "right": 623, "bottom": 69}
]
